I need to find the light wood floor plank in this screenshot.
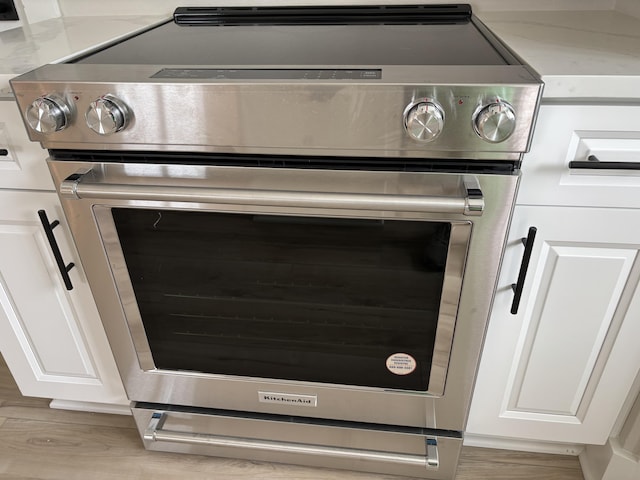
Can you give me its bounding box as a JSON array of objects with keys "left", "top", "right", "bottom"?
[
  {"left": 0, "top": 404, "right": 137, "bottom": 428},
  {"left": 460, "top": 446, "right": 584, "bottom": 471},
  {"left": 455, "top": 462, "right": 584, "bottom": 480}
]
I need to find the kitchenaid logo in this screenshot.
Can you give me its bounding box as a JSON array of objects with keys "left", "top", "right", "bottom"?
[{"left": 258, "top": 391, "right": 317, "bottom": 407}]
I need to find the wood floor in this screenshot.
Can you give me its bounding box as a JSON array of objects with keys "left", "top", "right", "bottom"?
[{"left": 0, "top": 355, "right": 584, "bottom": 480}]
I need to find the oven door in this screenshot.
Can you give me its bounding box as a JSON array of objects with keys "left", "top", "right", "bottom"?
[
  {"left": 50, "top": 159, "right": 517, "bottom": 430},
  {"left": 103, "top": 206, "right": 469, "bottom": 394}
]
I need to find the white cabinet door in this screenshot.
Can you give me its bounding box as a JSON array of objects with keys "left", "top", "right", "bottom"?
[
  {"left": 0, "top": 190, "right": 128, "bottom": 405},
  {"left": 0, "top": 99, "right": 55, "bottom": 191},
  {"left": 467, "top": 205, "right": 640, "bottom": 445}
]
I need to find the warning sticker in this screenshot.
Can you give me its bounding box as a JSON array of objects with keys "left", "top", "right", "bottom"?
[{"left": 386, "top": 353, "right": 417, "bottom": 376}]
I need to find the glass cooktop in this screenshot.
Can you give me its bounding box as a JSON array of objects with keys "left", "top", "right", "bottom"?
[{"left": 73, "top": 4, "right": 508, "bottom": 67}]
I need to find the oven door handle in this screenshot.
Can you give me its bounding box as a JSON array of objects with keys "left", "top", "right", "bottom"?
[
  {"left": 144, "top": 412, "right": 440, "bottom": 469},
  {"left": 60, "top": 173, "right": 484, "bottom": 216}
]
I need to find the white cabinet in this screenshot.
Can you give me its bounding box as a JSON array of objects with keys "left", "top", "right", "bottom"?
[
  {"left": 0, "top": 95, "right": 128, "bottom": 408},
  {"left": 467, "top": 205, "right": 640, "bottom": 445},
  {"left": 517, "top": 104, "right": 640, "bottom": 209},
  {"left": 468, "top": 103, "right": 640, "bottom": 447},
  {"left": 0, "top": 99, "right": 55, "bottom": 190},
  {"left": 0, "top": 190, "right": 128, "bottom": 405}
]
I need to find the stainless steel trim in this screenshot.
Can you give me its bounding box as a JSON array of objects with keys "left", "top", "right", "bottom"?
[
  {"left": 94, "top": 201, "right": 156, "bottom": 372},
  {"left": 144, "top": 412, "right": 438, "bottom": 469},
  {"left": 427, "top": 222, "right": 471, "bottom": 394},
  {"left": 60, "top": 172, "right": 484, "bottom": 216}
]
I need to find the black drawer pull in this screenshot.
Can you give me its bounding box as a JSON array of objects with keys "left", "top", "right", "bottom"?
[
  {"left": 510, "top": 227, "right": 537, "bottom": 315},
  {"left": 0, "top": 149, "right": 8, "bottom": 156},
  {"left": 569, "top": 155, "right": 640, "bottom": 170},
  {"left": 37, "top": 210, "right": 75, "bottom": 291}
]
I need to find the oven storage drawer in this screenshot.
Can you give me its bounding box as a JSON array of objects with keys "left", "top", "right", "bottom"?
[{"left": 132, "top": 403, "right": 462, "bottom": 479}]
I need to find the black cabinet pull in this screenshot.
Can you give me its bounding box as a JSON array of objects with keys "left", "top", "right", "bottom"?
[
  {"left": 0, "top": 149, "right": 8, "bottom": 156},
  {"left": 568, "top": 154, "right": 640, "bottom": 170},
  {"left": 510, "top": 226, "right": 537, "bottom": 315},
  {"left": 37, "top": 210, "right": 75, "bottom": 291}
]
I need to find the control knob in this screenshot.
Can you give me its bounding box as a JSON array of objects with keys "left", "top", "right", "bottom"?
[
  {"left": 86, "top": 95, "right": 131, "bottom": 135},
  {"left": 403, "top": 99, "right": 445, "bottom": 143},
  {"left": 473, "top": 100, "right": 516, "bottom": 143},
  {"left": 25, "top": 95, "right": 72, "bottom": 134}
]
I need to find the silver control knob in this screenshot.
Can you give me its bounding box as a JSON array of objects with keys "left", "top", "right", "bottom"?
[
  {"left": 25, "top": 95, "right": 71, "bottom": 134},
  {"left": 403, "top": 99, "right": 445, "bottom": 143},
  {"left": 86, "top": 95, "right": 131, "bottom": 135},
  {"left": 473, "top": 100, "right": 516, "bottom": 143}
]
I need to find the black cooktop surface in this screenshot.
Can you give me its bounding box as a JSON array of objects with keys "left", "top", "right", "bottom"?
[{"left": 74, "top": 4, "right": 508, "bottom": 67}]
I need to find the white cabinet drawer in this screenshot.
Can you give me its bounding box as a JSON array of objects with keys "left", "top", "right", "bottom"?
[
  {"left": 518, "top": 104, "right": 640, "bottom": 208},
  {"left": 0, "top": 98, "right": 54, "bottom": 190}
]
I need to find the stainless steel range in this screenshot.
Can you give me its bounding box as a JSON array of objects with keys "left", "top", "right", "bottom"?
[{"left": 10, "top": 5, "right": 542, "bottom": 479}]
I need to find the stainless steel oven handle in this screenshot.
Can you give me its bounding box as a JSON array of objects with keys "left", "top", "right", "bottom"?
[
  {"left": 144, "top": 412, "right": 439, "bottom": 469},
  {"left": 60, "top": 173, "right": 484, "bottom": 216}
]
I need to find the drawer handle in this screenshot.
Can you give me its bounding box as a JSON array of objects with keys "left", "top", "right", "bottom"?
[
  {"left": 144, "top": 412, "right": 439, "bottom": 469},
  {"left": 37, "top": 210, "right": 75, "bottom": 291},
  {"left": 510, "top": 226, "right": 537, "bottom": 315},
  {"left": 568, "top": 155, "right": 640, "bottom": 170},
  {"left": 0, "top": 149, "right": 8, "bottom": 156}
]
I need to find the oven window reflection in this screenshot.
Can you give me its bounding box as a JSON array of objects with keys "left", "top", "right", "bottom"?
[{"left": 112, "top": 208, "right": 452, "bottom": 391}]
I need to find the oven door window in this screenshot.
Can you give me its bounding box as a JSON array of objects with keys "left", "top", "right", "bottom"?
[{"left": 109, "top": 208, "right": 470, "bottom": 394}]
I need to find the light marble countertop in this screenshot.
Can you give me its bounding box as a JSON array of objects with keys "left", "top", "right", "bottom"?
[
  {"left": 480, "top": 10, "right": 640, "bottom": 100},
  {"left": 0, "top": 15, "right": 165, "bottom": 93},
  {"left": 1, "top": 9, "right": 639, "bottom": 100}
]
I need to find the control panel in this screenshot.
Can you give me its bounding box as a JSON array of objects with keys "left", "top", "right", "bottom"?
[
  {"left": 26, "top": 93, "right": 131, "bottom": 137},
  {"left": 402, "top": 96, "right": 517, "bottom": 144},
  {"left": 25, "top": 91, "right": 519, "bottom": 145},
  {"left": 12, "top": 77, "right": 540, "bottom": 158}
]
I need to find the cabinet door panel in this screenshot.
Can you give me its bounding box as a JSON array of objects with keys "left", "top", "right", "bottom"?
[
  {"left": 512, "top": 245, "right": 635, "bottom": 416},
  {"left": 467, "top": 206, "right": 640, "bottom": 444},
  {"left": 0, "top": 190, "right": 128, "bottom": 404},
  {"left": 0, "top": 222, "right": 96, "bottom": 377}
]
